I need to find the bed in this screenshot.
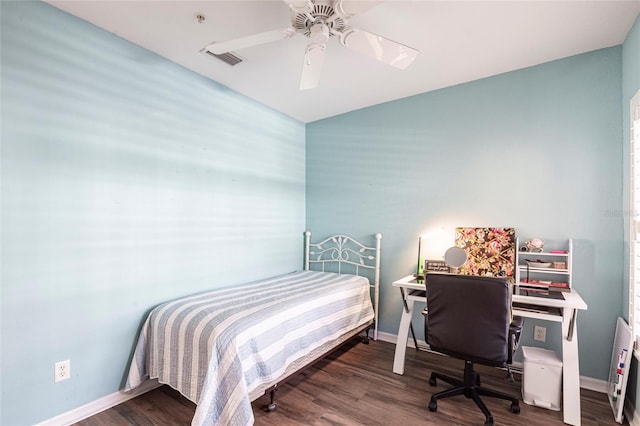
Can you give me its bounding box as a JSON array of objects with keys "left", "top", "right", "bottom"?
[{"left": 124, "top": 231, "right": 381, "bottom": 426}]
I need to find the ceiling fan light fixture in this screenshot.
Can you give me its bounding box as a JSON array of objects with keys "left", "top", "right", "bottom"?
[{"left": 309, "top": 23, "right": 330, "bottom": 44}]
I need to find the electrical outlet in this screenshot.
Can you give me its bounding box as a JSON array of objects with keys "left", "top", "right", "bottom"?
[
  {"left": 54, "top": 360, "right": 71, "bottom": 382},
  {"left": 534, "top": 326, "right": 546, "bottom": 342}
]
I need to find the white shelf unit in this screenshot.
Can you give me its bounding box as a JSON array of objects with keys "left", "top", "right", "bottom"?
[{"left": 514, "top": 238, "right": 573, "bottom": 292}]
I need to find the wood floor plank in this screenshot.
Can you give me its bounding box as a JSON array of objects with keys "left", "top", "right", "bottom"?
[{"left": 74, "top": 339, "right": 626, "bottom": 426}]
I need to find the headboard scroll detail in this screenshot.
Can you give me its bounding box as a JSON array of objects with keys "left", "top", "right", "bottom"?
[
  {"left": 304, "top": 231, "right": 382, "bottom": 340},
  {"left": 306, "top": 233, "right": 380, "bottom": 270}
]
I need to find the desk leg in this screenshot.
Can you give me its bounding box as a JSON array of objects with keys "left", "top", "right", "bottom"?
[
  {"left": 561, "top": 307, "right": 581, "bottom": 426},
  {"left": 393, "top": 296, "right": 416, "bottom": 375}
]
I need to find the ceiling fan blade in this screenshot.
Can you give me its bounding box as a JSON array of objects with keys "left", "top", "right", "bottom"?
[
  {"left": 339, "top": 28, "right": 418, "bottom": 70},
  {"left": 205, "top": 27, "right": 296, "bottom": 55},
  {"left": 299, "top": 42, "right": 326, "bottom": 91},
  {"left": 284, "top": 0, "right": 313, "bottom": 14},
  {"left": 333, "top": 0, "right": 382, "bottom": 19}
]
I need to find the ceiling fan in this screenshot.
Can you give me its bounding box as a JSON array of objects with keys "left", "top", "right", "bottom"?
[{"left": 204, "top": 0, "right": 419, "bottom": 90}]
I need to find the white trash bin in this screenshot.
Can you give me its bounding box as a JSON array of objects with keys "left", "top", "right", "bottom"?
[{"left": 522, "top": 346, "right": 563, "bottom": 411}]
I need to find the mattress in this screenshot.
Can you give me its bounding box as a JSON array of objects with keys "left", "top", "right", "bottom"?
[{"left": 124, "top": 270, "right": 374, "bottom": 426}]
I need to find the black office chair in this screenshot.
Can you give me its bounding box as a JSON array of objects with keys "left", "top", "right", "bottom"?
[
  {"left": 424, "top": 273, "right": 520, "bottom": 426},
  {"left": 507, "top": 315, "right": 524, "bottom": 381}
]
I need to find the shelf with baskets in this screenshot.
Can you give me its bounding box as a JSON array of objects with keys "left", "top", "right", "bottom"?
[{"left": 514, "top": 238, "right": 572, "bottom": 292}]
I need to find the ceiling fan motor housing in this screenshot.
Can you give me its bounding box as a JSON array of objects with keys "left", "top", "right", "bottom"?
[{"left": 292, "top": 0, "right": 346, "bottom": 38}]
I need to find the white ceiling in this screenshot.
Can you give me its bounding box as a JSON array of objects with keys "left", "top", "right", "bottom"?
[{"left": 46, "top": 0, "right": 640, "bottom": 123}]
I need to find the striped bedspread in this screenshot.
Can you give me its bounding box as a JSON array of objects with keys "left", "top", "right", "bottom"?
[{"left": 124, "top": 270, "right": 374, "bottom": 426}]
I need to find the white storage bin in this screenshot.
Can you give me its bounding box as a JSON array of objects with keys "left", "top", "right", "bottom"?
[{"left": 522, "top": 346, "right": 563, "bottom": 411}]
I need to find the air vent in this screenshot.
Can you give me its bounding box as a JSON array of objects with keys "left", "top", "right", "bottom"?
[{"left": 201, "top": 49, "right": 244, "bottom": 66}]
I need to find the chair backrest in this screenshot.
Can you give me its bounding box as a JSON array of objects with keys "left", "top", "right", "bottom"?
[{"left": 425, "top": 273, "right": 511, "bottom": 367}]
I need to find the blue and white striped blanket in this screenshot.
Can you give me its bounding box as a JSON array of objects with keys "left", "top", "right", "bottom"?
[{"left": 124, "top": 270, "right": 374, "bottom": 426}]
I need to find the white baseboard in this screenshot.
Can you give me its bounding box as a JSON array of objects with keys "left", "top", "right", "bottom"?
[
  {"left": 377, "top": 331, "right": 609, "bottom": 394},
  {"left": 36, "top": 379, "right": 161, "bottom": 426},
  {"left": 580, "top": 376, "right": 608, "bottom": 393},
  {"left": 377, "top": 330, "right": 399, "bottom": 344}
]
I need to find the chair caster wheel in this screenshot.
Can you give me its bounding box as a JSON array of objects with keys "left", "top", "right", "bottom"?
[
  {"left": 429, "top": 377, "right": 437, "bottom": 386},
  {"left": 484, "top": 419, "right": 494, "bottom": 426},
  {"left": 510, "top": 403, "right": 520, "bottom": 414},
  {"left": 428, "top": 400, "right": 437, "bottom": 412},
  {"left": 267, "top": 403, "right": 276, "bottom": 412}
]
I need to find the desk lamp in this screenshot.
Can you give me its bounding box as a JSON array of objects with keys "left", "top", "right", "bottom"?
[
  {"left": 415, "top": 235, "right": 424, "bottom": 279},
  {"left": 415, "top": 228, "right": 446, "bottom": 279}
]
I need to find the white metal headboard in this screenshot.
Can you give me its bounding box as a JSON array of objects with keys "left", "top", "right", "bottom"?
[{"left": 304, "top": 231, "right": 382, "bottom": 340}]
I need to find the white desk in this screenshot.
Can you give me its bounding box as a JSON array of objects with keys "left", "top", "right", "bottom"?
[{"left": 392, "top": 274, "right": 588, "bottom": 426}]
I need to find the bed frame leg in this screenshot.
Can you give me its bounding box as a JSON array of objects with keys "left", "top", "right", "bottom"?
[
  {"left": 362, "top": 327, "right": 370, "bottom": 344},
  {"left": 267, "top": 385, "right": 277, "bottom": 412}
]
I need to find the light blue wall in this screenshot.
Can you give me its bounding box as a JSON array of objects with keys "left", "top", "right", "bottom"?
[
  {"left": 621, "top": 11, "right": 640, "bottom": 413},
  {"left": 307, "top": 46, "right": 623, "bottom": 381},
  {"left": 0, "top": 1, "right": 305, "bottom": 424}
]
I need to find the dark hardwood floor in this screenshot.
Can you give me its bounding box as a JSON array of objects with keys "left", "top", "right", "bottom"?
[{"left": 75, "top": 339, "right": 623, "bottom": 426}]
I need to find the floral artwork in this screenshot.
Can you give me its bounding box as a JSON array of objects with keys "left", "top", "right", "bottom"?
[{"left": 455, "top": 227, "right": 516, "bottom": 280}]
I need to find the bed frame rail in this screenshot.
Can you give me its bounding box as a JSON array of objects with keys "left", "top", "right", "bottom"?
[{"left": 304, "top": 231, "right": 382, "bottom": 340}]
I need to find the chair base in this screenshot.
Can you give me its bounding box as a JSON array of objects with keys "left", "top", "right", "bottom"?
[{"left": 428, "top": 360, "right": 520, "bottom": 426}]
